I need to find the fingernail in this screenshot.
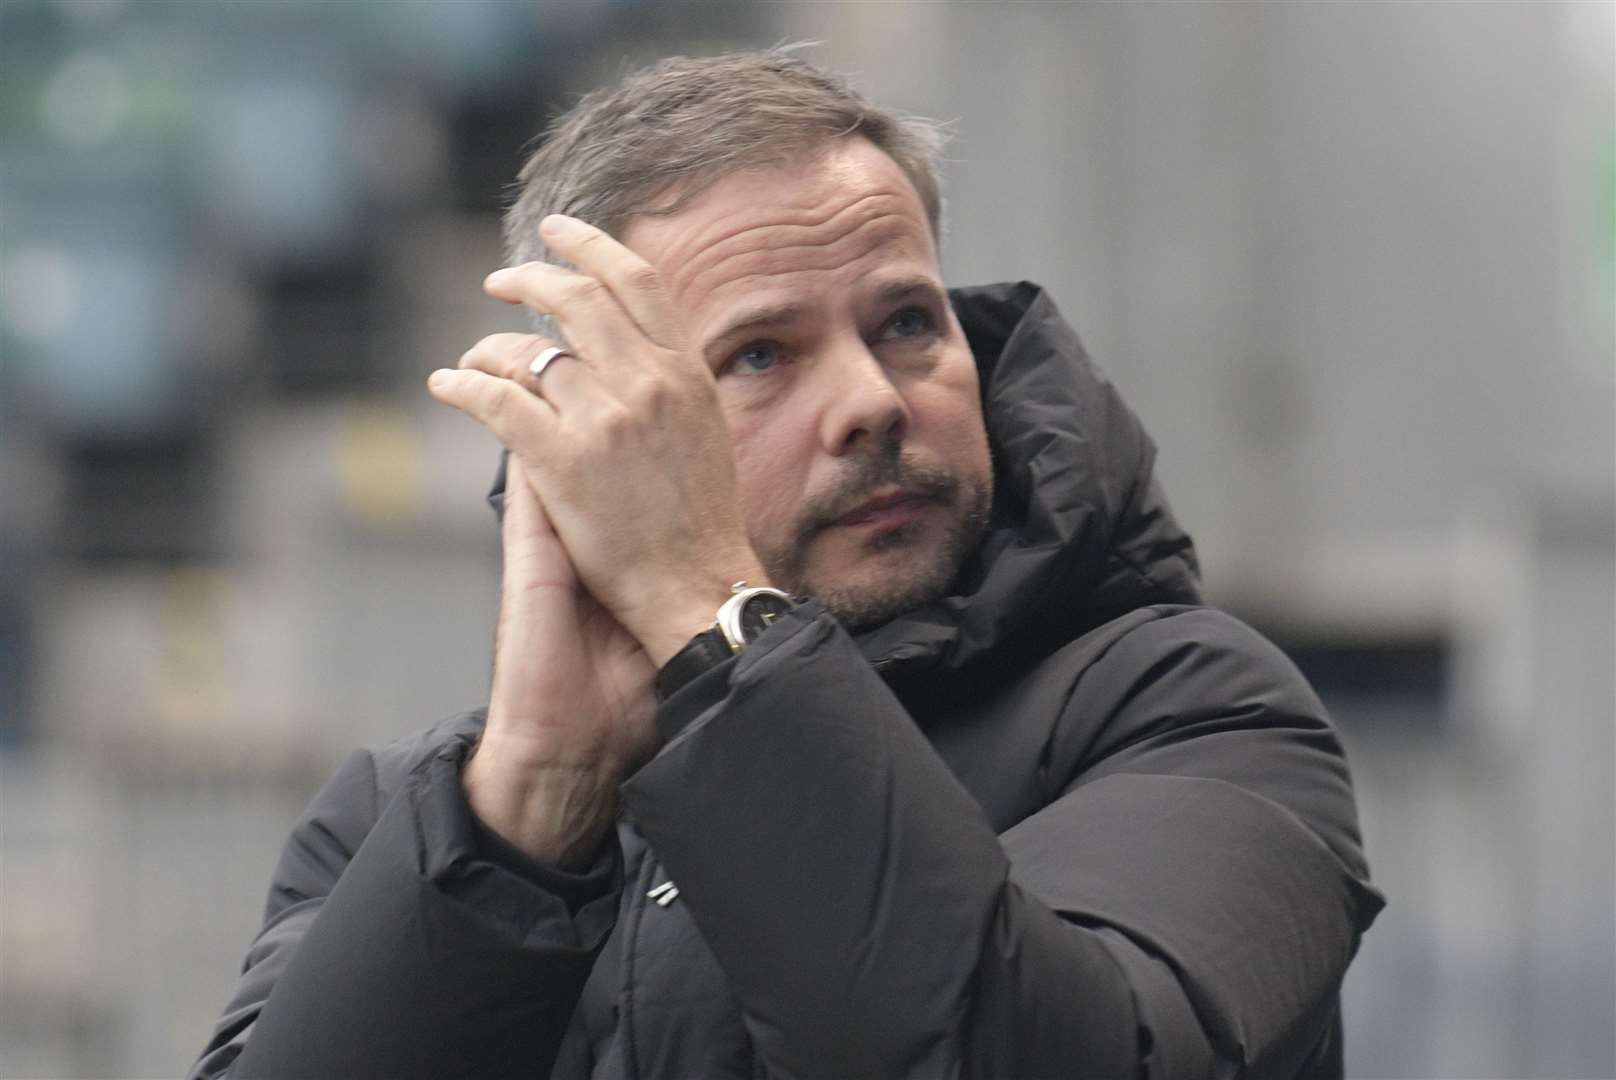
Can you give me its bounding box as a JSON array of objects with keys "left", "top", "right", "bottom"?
[
  {"left": 484, "top": 268, "right": 513, "bottom": 288},
  {"left": 540, "top": 214, "right": 574, "bottom": 237},
  {"left": 427, "top": 368, "right": 456, "bottom": 390}
]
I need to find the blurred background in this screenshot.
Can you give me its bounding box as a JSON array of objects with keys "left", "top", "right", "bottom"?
[{"left": 0, "top": 1, "right": 1611, "bottom": 1077}]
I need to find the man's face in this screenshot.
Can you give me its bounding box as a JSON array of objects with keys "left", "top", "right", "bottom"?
[{"left": 623, "top": 138, "right": 993, "bottom": 630}]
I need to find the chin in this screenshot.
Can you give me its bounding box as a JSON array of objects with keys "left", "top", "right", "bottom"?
[
  {"left": 815, "top": 572, "right": 954, "bottom": 632},
  {"left": 768, "top": 478, "right": 992, "bottom": 632},
  {"left": 801, "top": 526, "right": 961, "bottom": 632}
]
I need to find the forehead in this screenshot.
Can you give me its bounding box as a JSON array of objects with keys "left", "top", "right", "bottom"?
[{"left": 621, "top": 138, "right": 940, "bottom": 340}]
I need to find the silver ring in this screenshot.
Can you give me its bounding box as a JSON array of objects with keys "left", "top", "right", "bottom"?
[{"left": 528, "top": 346, "right": 574, "bottom": 380}]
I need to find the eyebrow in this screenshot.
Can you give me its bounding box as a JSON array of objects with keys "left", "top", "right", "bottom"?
[
  {"left": 702, "top": 275, "right": 946, "bottom": 357},
  {"left": 705, "top": 301, "right": 809, "bottom": 350}
]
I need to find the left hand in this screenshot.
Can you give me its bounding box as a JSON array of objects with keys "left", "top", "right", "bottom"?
[
  {"left": 465, "top": 455, "right": 658, "bottom": 865},
  {"left": 428, "top": 214, "right": 770, "bottom": 666}
]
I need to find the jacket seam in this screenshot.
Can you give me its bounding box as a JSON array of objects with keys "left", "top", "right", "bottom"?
[{"left": 619, "top": 848, "right": 658, "bottom": 1080}]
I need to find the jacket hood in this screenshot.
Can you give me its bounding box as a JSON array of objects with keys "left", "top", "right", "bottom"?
[
  {"left": 855, "top": 281, "right": 1201, "bottom": 677},
  {"left": 486, "top": 281, "right": 1201, "bottom": 677}
]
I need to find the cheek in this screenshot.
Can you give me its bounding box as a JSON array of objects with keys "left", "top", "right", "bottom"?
[
  {"left": 912, "top": 358, "right": 990, "bottom": 470},
  {"left": 726, "top": 413, "right": 808, "bottom": 549}
]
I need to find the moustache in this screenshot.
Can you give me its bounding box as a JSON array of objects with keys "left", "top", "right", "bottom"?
[{"left": 794, "top": 446, "right": 960, "bottom": 541}]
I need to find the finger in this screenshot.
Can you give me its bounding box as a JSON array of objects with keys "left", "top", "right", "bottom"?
[
  {"left": 496, "top": 457, "right": 578, "bottom": 662},
  {"left": 501, "top": 452, "right": 533, "bottom": 539},
  {"left": 502, "top": 455, "right": 555, "bottom": 543},
  {"left": 537, "top": 214, "right": 685, "bottom": 349},
  {"left": 483, "top": 261, "right": 653, "bottom": 371},
  {"left": 459, "top": 333, "right": 567, "bottom": 393},
  {"left": 457, "top": 333, "right": 616, "bottom": 420},
  {"left": 427, "top": 367, "right": 557, "bottom": 457}
]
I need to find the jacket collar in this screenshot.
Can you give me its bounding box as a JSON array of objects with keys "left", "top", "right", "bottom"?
[{"left": 854, "top": 282, "right": 1202, "bottom": 677}]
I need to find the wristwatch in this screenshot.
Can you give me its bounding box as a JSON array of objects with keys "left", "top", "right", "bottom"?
[{"left": 654, "top": 583, "right": 797, "bottom": 701}]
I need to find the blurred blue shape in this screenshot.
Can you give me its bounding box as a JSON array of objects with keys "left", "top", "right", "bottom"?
[
  {"left": 200, "top": 65, "right": 359, "bottom": 264},
  {"left": 2, "top": 147, "right": 185, "bottom": 437},
  {"left": 3, "top": 243, "right": 182, "bottom": 437}
]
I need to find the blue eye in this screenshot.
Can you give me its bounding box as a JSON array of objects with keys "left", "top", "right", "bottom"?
[
  {"left": 883, "top": 307, "right": 932, "bottom": 339},
  {"left": 728, "top": 342, "right": 782, "bottom": 376}
]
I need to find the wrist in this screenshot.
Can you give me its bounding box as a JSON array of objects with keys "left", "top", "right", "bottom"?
[
  {"left": 463, "top": 733, "right": 625, "bottom": 867},
  {"left": 637, "top": 593, "right": 735, "bottom": 668},
  {"left": 652, "top": 583, "right": 799, "bottom": 702},
  {"left": 628, "top": 561, "right": 775, "bottom": 667}
]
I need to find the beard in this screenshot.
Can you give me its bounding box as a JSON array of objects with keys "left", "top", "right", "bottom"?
[{"left": 758, "top": 439, "right": 993, "bottom": 632}]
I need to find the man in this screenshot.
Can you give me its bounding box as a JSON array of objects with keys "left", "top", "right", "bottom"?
[{"left": 195, "top": 49, "right": 1382, "bottom": 1079}]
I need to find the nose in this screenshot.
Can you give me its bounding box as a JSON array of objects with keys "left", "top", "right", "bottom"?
[{"left": 816, "top": 342, "right": 911, "bottom": 455}]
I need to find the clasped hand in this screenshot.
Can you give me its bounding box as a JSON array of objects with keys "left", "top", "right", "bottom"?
[{"left": 427, "top": 214, "right": 769, "bottom": 865}]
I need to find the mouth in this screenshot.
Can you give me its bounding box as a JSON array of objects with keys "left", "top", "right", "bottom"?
[{"left": 829, "top": 487, "right": 938, "bottom": 530}]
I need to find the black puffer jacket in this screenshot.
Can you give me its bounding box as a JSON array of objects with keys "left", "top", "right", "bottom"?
[{"left": 195, "top": 282, "right": 1383, "bottom": 1080}]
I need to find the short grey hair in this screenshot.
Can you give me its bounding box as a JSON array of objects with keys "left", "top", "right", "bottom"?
[{"left": 502, "top": 47, "right": 949, "bottom": 273}]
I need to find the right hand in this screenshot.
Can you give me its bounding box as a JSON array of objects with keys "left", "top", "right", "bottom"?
[
  {"left": 428, "top": 221, "right": 771, "bottom": 668},
  {"left": 462, "top": 455, "right": 658, "bottom": 867}
]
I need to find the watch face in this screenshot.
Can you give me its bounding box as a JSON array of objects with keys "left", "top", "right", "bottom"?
[{"left": 737, "top": 592, "right": 794, "bottom": 642}]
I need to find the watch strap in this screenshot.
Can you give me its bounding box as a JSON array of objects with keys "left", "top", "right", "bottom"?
[{"left": 654, "top": 627, "right": 733, "bottom": 703}]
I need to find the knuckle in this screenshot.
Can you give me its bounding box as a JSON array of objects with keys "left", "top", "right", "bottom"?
[
  {"left": 481, "top": 380, "right": 517, "bottom": 426},
  {"left": 500, "top": 332, "right": 542, "bottom": 352},
  {"left": 463, "top": 333, "right": 521, "bottom": 368},
  {"left": 622, "top": 261, "right": 662, "bottom": 295},
  {"left": 595, "top": 400, "right": 633, "bottom": 437},
  {"left": 559, "top": 276, "right": 605, "bottom": 306},
  {"left": 625, "top": 374, "right": 673, "bottom": 414}
]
